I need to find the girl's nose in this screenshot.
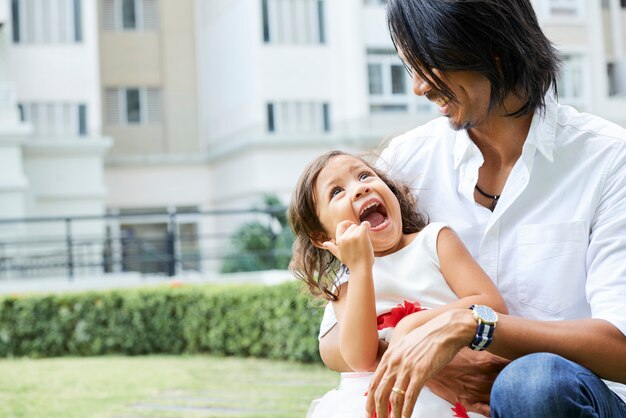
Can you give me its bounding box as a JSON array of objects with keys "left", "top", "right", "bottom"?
[{"left": 353, "top": 184, "right": 371, "bottom": 199}]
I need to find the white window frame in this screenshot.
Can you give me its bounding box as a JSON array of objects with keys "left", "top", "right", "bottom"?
[
  {"left": 366, "top": 50, "right": 437, "bottom": 114},
  {"left": 540, "top": 0, "right": 585, "bottom": 24},
  {"left": 18, "top": 102, "right": 87, "bottom": 137},
  {"left": 557, "top": 51, "right": 588, "bottom": 110},
  {"left": 266, "top": 101, "right": 330, "bottom": 134},
  {"left": 105, "top": 87, "right": 162, "bottom": 126},
  {"left": 119, "top": 0, "right": 143, "bottom": 31},
  {"left": 103, "top": 0, "right": 159, "bottom": 32},
  {"left": 364, "top": 0, "right": 386, "bottom": 5},
  {"left": 11, "top": 0, "right": 82, "bottom": 44},
  {"left": 262, "top": 0, "right": 325, "bottom": 45}
]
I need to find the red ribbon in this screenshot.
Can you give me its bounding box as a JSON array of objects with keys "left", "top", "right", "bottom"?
[
  {"left": 377, "top": 300, "right": 426, "bottom": 330},
  {"left": 451, "top": 402, "right": 470, "bottom": 418}
]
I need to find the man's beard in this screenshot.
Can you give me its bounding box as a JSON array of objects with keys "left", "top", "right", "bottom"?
[{"left": 448, "top": 118, "right": 474, "bottom": 131}]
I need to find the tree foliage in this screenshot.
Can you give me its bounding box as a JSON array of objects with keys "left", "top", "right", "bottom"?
[{"left": 220, "top": 195, "right": 294, "bottom": 273}]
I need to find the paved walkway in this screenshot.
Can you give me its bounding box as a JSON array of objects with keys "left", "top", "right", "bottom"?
[{"left": 113, "top": 376, "right": 333, "bottom": 417}]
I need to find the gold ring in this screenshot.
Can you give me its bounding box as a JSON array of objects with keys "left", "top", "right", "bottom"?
[{"left": 392, "top": 386, "right": 406, "bottom": 396}]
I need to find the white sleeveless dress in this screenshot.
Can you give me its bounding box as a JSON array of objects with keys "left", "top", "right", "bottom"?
[{"left": 309, "top": 222, "right": 486, "bottom": 418}]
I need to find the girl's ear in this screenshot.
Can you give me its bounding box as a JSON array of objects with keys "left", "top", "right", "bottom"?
[{"left": 311, "top": 233, "right": 332, "bottom": 250}]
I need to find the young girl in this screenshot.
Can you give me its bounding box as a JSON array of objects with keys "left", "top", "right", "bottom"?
[{"left": 288, "top": 150, "right": 507, "bottom": 418}]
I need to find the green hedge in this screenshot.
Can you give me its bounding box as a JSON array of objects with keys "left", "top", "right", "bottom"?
[{"left": 0, "top": 281, "right": 325, "bottom": 362}]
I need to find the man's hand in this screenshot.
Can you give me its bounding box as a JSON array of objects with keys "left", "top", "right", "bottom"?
[
  {"left": 427, "top": 349, "right": 509, "bottom": 416},
  {"left": 365, "top": 309, "right": 475, "bottom": 418}
]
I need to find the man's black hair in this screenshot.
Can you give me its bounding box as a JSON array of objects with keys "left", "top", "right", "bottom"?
[{"left": 387, "top": 0, "right": 561, "bottom": 117}]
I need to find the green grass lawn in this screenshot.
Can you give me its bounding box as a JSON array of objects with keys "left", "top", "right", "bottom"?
[{"left": 0, "top": 355, "right": 339, "bottom": 418}]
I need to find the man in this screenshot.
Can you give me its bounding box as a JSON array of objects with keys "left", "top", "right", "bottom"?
[{"left": 319, "top": 1, "right": 626, "bottom": 417}]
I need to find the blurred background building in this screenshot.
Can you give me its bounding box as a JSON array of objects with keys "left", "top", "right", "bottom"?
[{"left": 1, "top": 0, "right": 625, "bottom": 280}]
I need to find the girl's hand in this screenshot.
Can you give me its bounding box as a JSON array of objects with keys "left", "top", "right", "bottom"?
[{"left": 323, "top": 220, "right": 374, "bottom": 271}]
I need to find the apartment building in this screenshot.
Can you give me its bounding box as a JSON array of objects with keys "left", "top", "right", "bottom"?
[
  {"left": 98, "top": 0, "right": 206, "bottom": 273},
  {"left": 2, "top": 0, "right": 624, "bottom": 278},
  {"left": 0, "top": 0, "right": 30, "bottom": 222},
  {"left": 7, "top": 0, "right": 111, "bottom": 217},
  {"left": 536, "top": 0, "right": 626, "bottom": 123},
  {"left": 1, "top": 0, "right": 110, "bottom": 258}
]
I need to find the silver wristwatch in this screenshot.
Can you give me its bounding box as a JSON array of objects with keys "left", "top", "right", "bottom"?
[{"left": 469, "top": 304, "right": 498, "bottom": 351}]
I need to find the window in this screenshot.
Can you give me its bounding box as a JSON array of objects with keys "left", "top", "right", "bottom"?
[
  {"left": 607, "top": 61, "right": 626, "bottom": 96},
  {"left": 367, "top": 61, "right": 406, "bottom": 96},
  {"left": 11, "top": 0, "right": 83, "bottom": 44},
  {"left": 322, "top": 103, "right": 330, "bottom": 132},
  {"left": 366, "top": 49, "right": 436, "bottom": 114},
  {"left": 74, "top": 0, "right": 83, "bottom": 41},
  {"left": 102, "top": 0, "right": 159, "bottom": 31},
  {"left": 266, "top": 103, "right": 275, "bottom": 132},
  {"left": 11, "top": 0, "right": 19, "bottom": 42},
  {"left": 390, "top": 65, "right": 407, "bottom": 94},
  {"left": 261, "top": 0, "right": 325, "bottom": 44},
  {"left": 125, "top": 89, "right": 141, "bottom": 123},
  {"left": 368, "top": 64, "right": 384, "bottom": 95},
  {"left": 105, "top": 87, "right": 162, "bottom": 125},
  {"left": 122, "top": 0, "right": 137, "bottom": 29},
  {"left": 543, "top": 0, "right": 583, "bottom": 19},
  {"left": 266, "top": 101, "right": 330, "bottom": 133},
  {"left": 18, "top": 102, "right": 88, "bottom": 137},
  {"left": 78, "top": 104, "right": 87, "bottom": 135},
  {"left": 116, "top": 206, "right": 200, "bottom": 275},
  {"left": 558, "top": 54, "right": 585, "bottom": 108}
]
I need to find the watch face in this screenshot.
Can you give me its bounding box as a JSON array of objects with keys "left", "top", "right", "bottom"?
[{"left": 474, "top": 305, "right": 498, "bottom": 324}]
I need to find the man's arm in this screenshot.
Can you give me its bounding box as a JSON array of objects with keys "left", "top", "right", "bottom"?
[
  {"left": 488, "top": 316, "right": 626, "bottom": 381},
  {"left": 365, "top": 310, "right": 626, "bottom": 418}
]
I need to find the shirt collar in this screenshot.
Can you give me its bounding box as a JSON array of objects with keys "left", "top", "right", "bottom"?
[
  {"left": 453, "top": 129, "right": 475, "bottom": 169},
  {"left": 453, "top": 90, "right": 558, "bottom": 169},
  {"left": 525, "top": 90, "right": 557, "bottom": 162}
]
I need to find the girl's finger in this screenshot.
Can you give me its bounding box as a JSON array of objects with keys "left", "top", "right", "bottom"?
[
  {"left": 336, "top": 220, "right": 356, "bottom": 237},
  {"left": 322, "top": 241, "right": 339, "bottom": 258}
]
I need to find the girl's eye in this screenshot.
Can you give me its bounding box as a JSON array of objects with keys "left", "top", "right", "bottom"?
[
  {"left": 330, "top": 187, "right": 342, "bottom": 198},
  {"left": 359, "top": 172, "right": 371, "bottom": 181}
]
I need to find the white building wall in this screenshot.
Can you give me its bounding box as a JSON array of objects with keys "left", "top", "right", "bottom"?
[
  {"left": 105, "top": 164, "right": 212, "bottom": 209},
  {"left": 0, "top": 8, "right": 30, "bottom": 223},
  {"left": 196, "top": 0, "right": 261, "bottom": 145},
  {"left": 1, "top": 0, "right": 111, "bottom": 280},
  {"left": 6, "top": 0, "right": 111, "bottom": 224},
  {"left": 8, "top": 1, "right": 103, "bottom": 136}
]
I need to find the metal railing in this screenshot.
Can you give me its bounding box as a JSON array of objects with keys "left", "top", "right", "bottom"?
[{"left": 0, "top": 207, "right": 292, "bottom": 281}]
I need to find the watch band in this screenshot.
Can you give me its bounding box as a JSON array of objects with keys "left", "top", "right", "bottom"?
[{"left": 469, "top": 304, "right": 497, "bottom": 351}]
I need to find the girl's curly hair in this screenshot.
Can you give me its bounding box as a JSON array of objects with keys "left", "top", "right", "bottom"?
[{"left": 288, "top": 150, "right": 428, "bottom": 301}]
